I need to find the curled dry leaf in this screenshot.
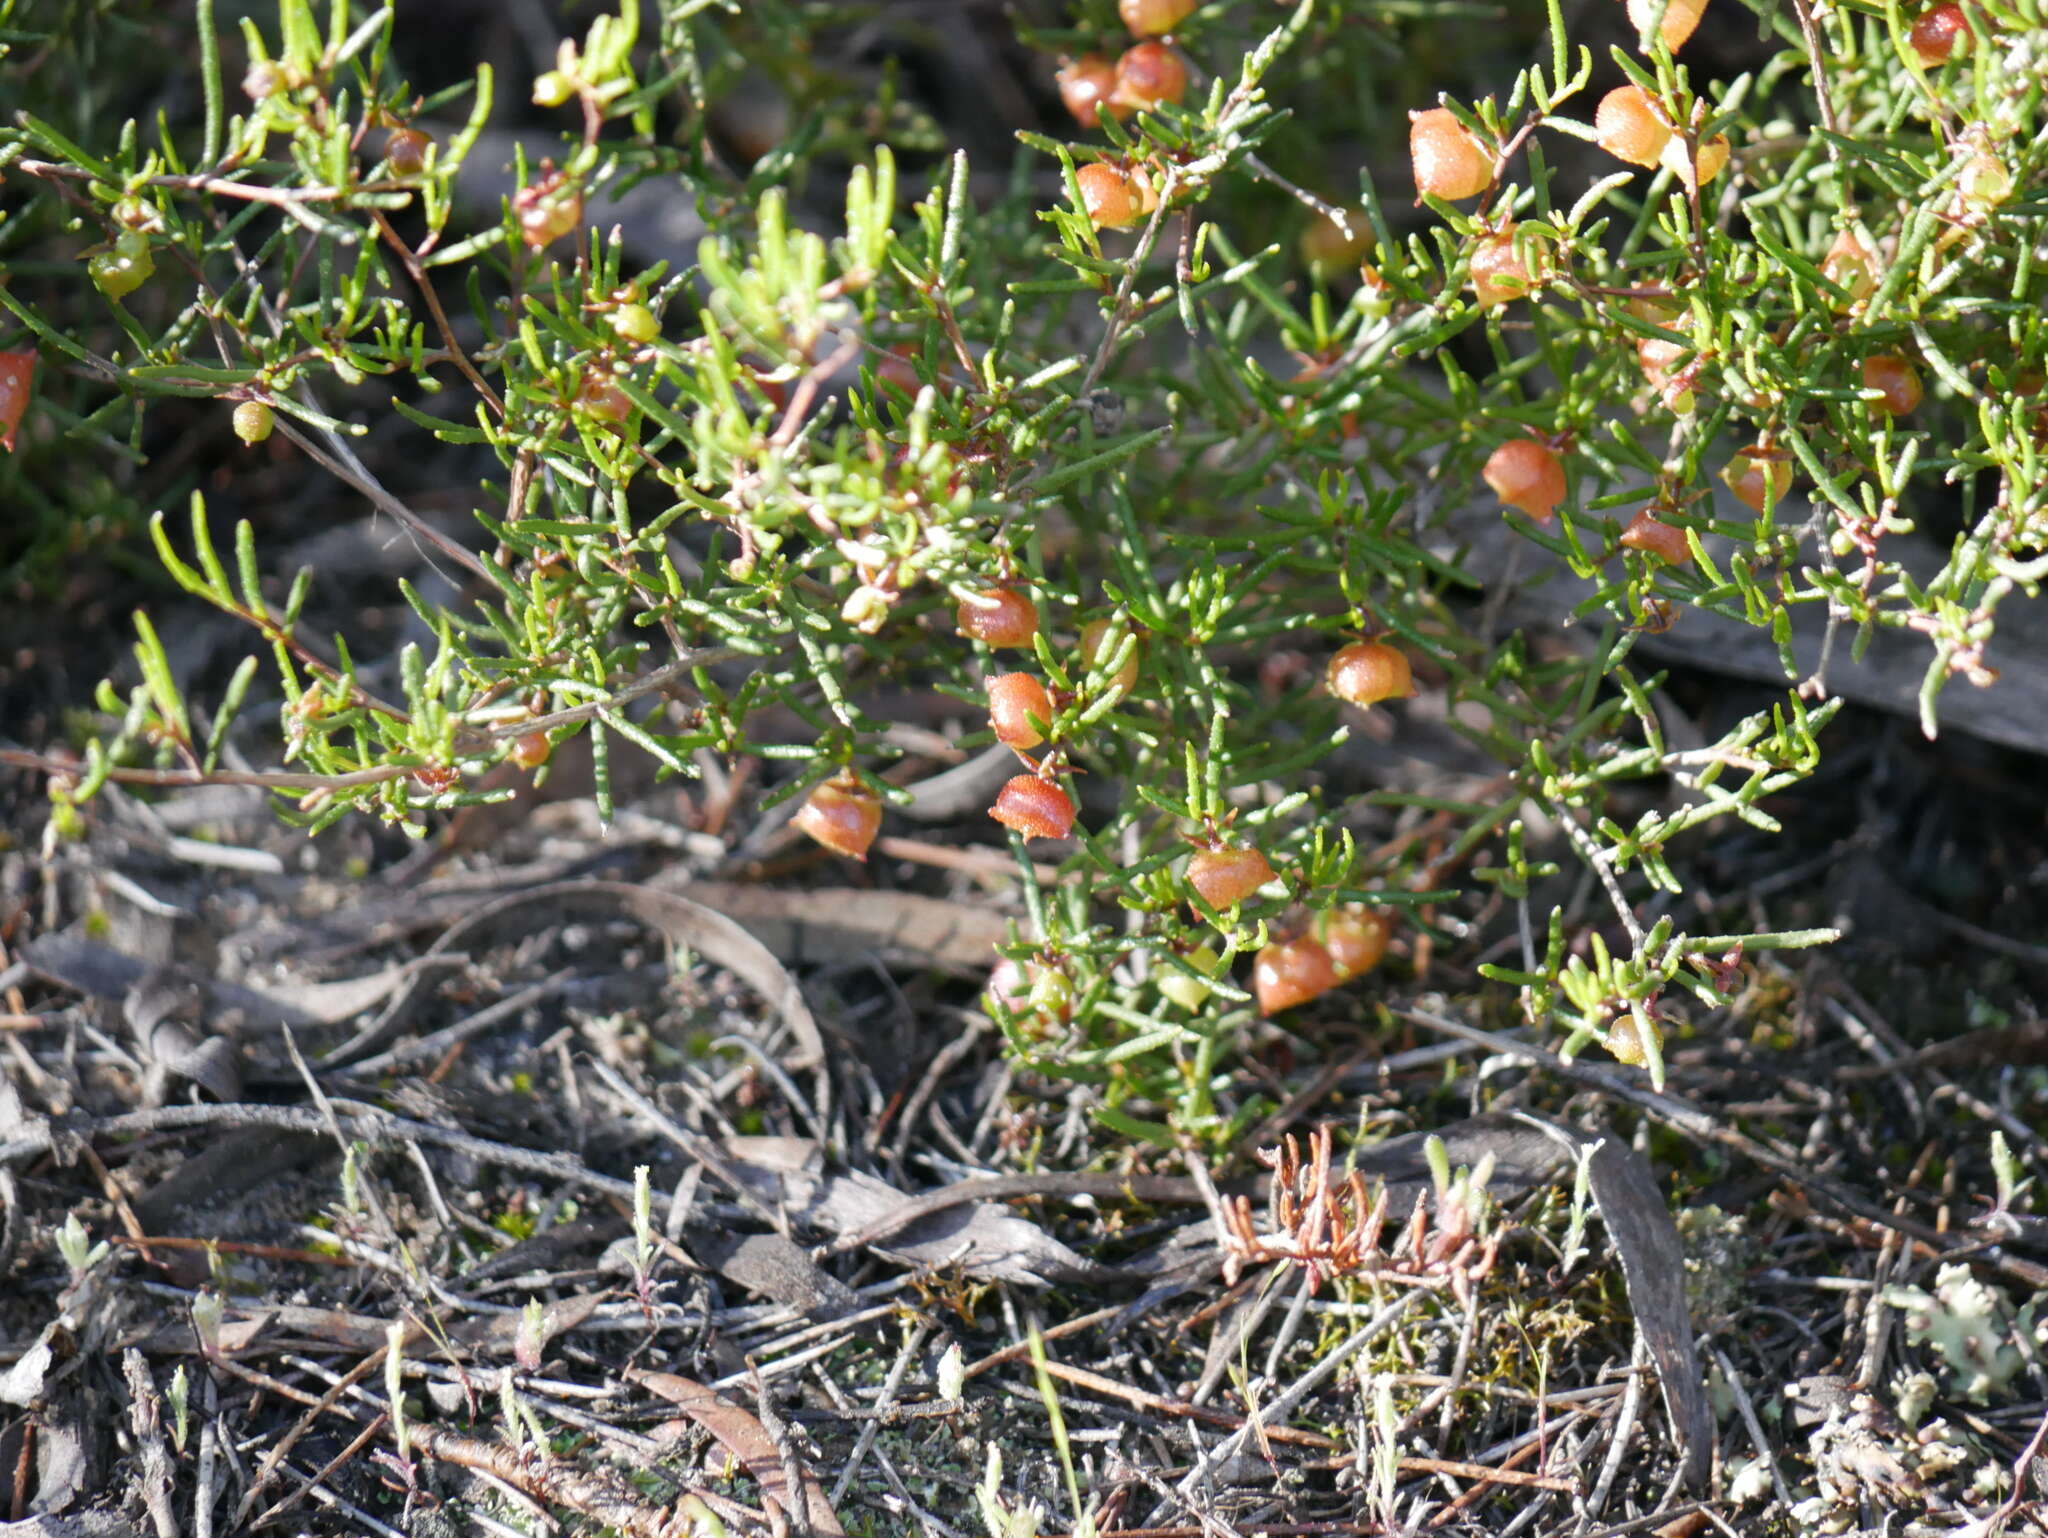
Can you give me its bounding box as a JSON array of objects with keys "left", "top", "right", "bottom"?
[{"left": 628, "top": 1370, "right": 847, "bottom": 1537}]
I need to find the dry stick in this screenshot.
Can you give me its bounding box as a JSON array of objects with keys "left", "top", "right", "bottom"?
[
  {"left": 584, "top": 1055, "right": 795, "bottom": 1236},
  {"left": 109, "top": 1234, "right": 359, "bottom": 1269},
  {"left": 827, "top": 1319, "right": 930, "bottom": 1507},
  {"left": 1827, "top": 987, "right": 2046, "bottom": 1159},
  {"left": 1175, "top": 1290, "right": 1427, "bottom": 1501},
  {"left": 252, "top": 1412, "right": 389, "bottom": 1530},
  {"left": 0, "top": 1099, "right": 653, "bottom": 1210},
  {"left": 0, "top": 643, "right": 747, "bottom": 795},
  {"left": 1045, "top": 1528, "right": 1391, "bottom": 1538},
  {"left": 0, "top": 747, "right": 415, "bottom": 794},
  {"left": 270, "top": 412, "right": 492, "bottom": 583},
  {"left": 228, "top": 1346, "right": 394, "bottom": 1527},
  {"left": 1577, "top": 1507, "right": 1714, "bottom": 1538},
  {"left": 1397, "top": 1006, "right": 2048, "bottom": 1291},
  {"left": 1709, "top": 1345, "right": 1795, "bottom": 1513},
  {"left": 193, "top": 1417, "right": 220, "bottom": 1538},
  {"left": 1192, "top": 1268, "right": 1292, "bottom": 1408},
  {"left": 1074, "top": 166, "right": 1181, "bottom": 402},
  {"left": 808, "top": 1367, "right": 970, "bottom": 1538},
  {"left": 1984, "top": 1401, "right": 2048, "bottom": 1533},
  {"left": 336, "top": 969, "right": 575, "bottom": 1077},
  {"left": 1583, "top": 1334, "right": 1649, "bottom": 1522},
  {"left": 1034, "top": 1357, "right": 1334, "bottom": 1452},
  {"left": 962, "top": 1303, "right": 1131, "bottom": 1379},
  {"left": 821, "top": 1168, "right": 1213, "bottom": 1256},
  {"left": 1420, "top": 1436, "right": 1548, "bottom": 1530},
  {"left": 883, "top": 1016, "right": 987, "bottom": 1167},
  {"left": 373, "top": 211, "right": 505, "bottom": 418}
]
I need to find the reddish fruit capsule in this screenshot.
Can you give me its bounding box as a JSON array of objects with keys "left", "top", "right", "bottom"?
[
  {"left": 1299, "top": 210, "right": 1373, "bottom": 272},
  {"left": 1469, "top": 228, "right": 1533, "bottom": 309},
  {"left": 1112, "top": 42, "right": 1187, "bottom": 112},
  {"left": 510, "top": 731, "right": 552, "bottom": 770},
  {"left": 1254, "top": 936, "right": 1339, "bottom": 1014},
  {"left": 1620, "top": 510, "right": 1692, "bottom": 565},
  {"left": 1957, "top": 148, "right": 2011, "bottom": 209},
  {"left": 1625, "top": 0, "right": 1706, "bottom": 52},
  {"left": 874, "top": 343, "right": 924, "bottom": 398},
  {"left": 1483, "top": 438, "right": 1567, "bottom": 524},
  {"left": 794, "top": 780, "right": 883, "bottom": 860},
  {"left": 1078, "top": 162, "right": 1143, "bottom": 230},
  {"left": 516, "top": 167, "right": 583, "bottom": 249},
  {"left": 1636, "top": 334, "right": 1696, "bottom": 413},
  {"left": 1594, "top": 86, "right": 1670, "bottom": 168},
  {"left": 989, "top": 775, "right": 1077, "bottom": 841},
  {"left": 1079, "top": 619, "right": 1140, "bottom": 700},
  {"left": 1722, "top": 446, "right": 1793, "bottom": 513},
  {"left": 1119, "top": 0, "right": 1196, "bottom": 36},
  {"left": 988, "top": 672, "right": 1055, "bottom": 750},
  {"left": 385, "top": 127, "right": 431, "bottom": 175},
  {"left": 1660, "top": 133, "right": 1730, "bottom": 189},
  {"left": 1409, "top": 108, "right": 1492, "bottom": 202},
  {"left": 575, "top": 369, "right": 632, "bottom": 425},
  {"left": 957, "top": 587, "right": 1039, "bottom": 648},
  {"left": 0, "top": 349, "right": 31, "bottom": 453},
  {"left": 1187, "top": 845, "right": 1276, "bottom": 910},
  {"left": 1058, "top": 55, "right": 1124, "bottom": 129},
  {"left": 1822, "top": 229, "right": 1878, "bottom": 305},
  {"left": 1318, "top": 907, "right": 1393, "bottom": 979},
  {"left": 243, "top": 59, "right": 282, "bottom": 100},
  {"left": 1327, "top": 641, "right": 1413, "bottom": 706},
  {"left": 1862, "top": 354, "right": 1923, "bottom": 416},
  {"left": 985, "top": 958, "right": 1033, "bottom": 1015},
  {"left": 1908, "top": 3, "right": 1972, "bottom": 65}
]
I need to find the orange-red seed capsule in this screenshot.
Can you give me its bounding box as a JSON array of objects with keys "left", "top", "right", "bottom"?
[
  {"left": 1187, "top": 845, "right": 1276, "bottom": 910},
  {"left": 1659, "top": 132, "right": 1730, "bottom": 189},
  {"left": 1409, "top": 108, "right": 1493, "bottom": 202},
  {"left": 510, "top": 731, "right": 552, "bottom": 770},
  {"left": 1862, "top": 354, "right": 1924, "bottom": 416},
  {"left": 1636, "top": 335, "right": 1696, "bottom": 413},
  {"left": 1469, "top": 228, "right": 1533, "bottom": 309},
  {"left": 1327, "top": 641, "right": 1414, "bottom": 706},
  {"left": 989, "top": 775, "right": 1077, "bottom": 840},
  {"left": 957, "top": 587, "right": 1039, "bottom": 648},
  {"left": 794, "top": 780, "right": 884, "bottom": 860},
  {"left": 1079, "top": 620, "right": 1141, "bottom": 700},
  {"left": 385, "top": 127, "right": 431, "bottom": 175},
  {"left": 1625, "top": 0, "right": 1706, "bottom": 52},
  {"left": 1722, "top": 446, "right": 1793, "bottom": 514},
  {"left": 1112, "top": 41, "right": 1188, "bottom": 111},
  {"left": 1077, "top": 162, "right": 1142, "bottom": 229},
  {"left": 515, "top": 169, "right": 582, "bottom": 249},
  {"left": 1058, "top": 55, "right": 1124, "bottom": 129},
  {"left": 1619, "top": 510, "right": 1693, "bottom": 565},
  {"left": 1822, "top": 229, "right": 1879, "bottom": 305},
  {"left": 1483, "top": 438, "right": 1567, "bottom": 523},
  {"left": 1253, "top": 936, "right": 1340, "bottom": 1014},
  {"left": 1119, "top": 0, "right": 1196, "bottom": 37},
  {"left": 1594, "top": 86, "right": 1671, "bottom": 168},
  {"left": 987, "top": 672, "right": 1055, "bottom": 750},
  {"left": 1908, "top": 3, "right": 1972, "bottom": 65},
  {"left": 1318, "top": 907, "right": 1393, "bottom": 979},
  {"left": 575, "top": 369, "right": 632, "bottom": 424},
  {"left": 0, "top": 349, "right": 33, "bottom": 453}
]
